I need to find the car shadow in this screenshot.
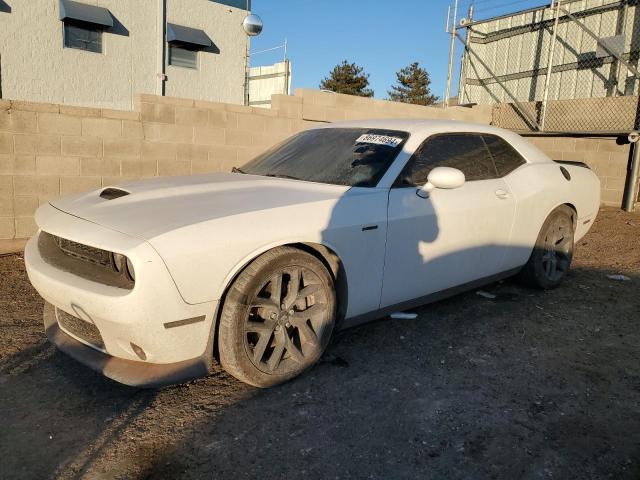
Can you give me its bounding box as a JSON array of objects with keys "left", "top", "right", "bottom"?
[{"left": 2, "top": 175, "right": 636, "bottom": 480}]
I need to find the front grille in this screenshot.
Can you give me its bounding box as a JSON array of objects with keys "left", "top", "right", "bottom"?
[
  {"left": 56, "top": 308, "right": 105, "bottom": 350},
  {"left": 38, "top": 232, "right": 134, "bottom": 289},
  {"left": 56, "top": 236, "right": 112, "bottom": 267}
]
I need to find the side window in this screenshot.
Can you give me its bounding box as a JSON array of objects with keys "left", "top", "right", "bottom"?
[
  {"left": 169, "top": 45, "right": 198, "bottom": 69},
  {"left": 63, "top": 22, "right": 103, "bottom": 53},
  {"left": 395, "top": 133, "right": 497, "bottom": 186},
  {"left": 482, "top": 135, "right": 526, "bottom": 177}
]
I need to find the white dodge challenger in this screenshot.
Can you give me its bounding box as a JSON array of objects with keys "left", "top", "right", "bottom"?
[{"left": 25, "top": 119, "right": 600, "bottom": 388}]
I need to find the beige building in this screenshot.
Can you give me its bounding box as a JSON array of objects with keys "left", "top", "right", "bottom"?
[
  {"left": 248, "top": 60, "right": 292, "bottom": 108},
  {"left": 459, "top": 0, "right": 639, "bottom": 105},
  {"left": 0, "top": 0, "right": 250, "bottom": 110}
]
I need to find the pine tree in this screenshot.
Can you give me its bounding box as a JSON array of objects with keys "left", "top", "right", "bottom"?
[
  {"left": 320, "top": 60, "right": 374, "bottom": 97},
  {"left": 388, "top": 62, "right": 438, "bottom": 106}
]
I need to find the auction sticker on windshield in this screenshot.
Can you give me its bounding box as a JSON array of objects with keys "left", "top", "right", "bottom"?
[{"left": 356, "top": 134, "right": 404, "bottom": 148}]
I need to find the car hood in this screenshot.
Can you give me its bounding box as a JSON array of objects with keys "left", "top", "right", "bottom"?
[{"left": 50, "top": 173, "right": 351, "bottom": 239}]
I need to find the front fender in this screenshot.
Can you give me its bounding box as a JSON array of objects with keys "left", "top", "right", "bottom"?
[{"left": 148, "top": 204, "right": 341, "bottom": 305}]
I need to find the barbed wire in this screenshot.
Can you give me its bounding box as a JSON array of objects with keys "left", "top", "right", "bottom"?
[{"left": 454, "top": 0, "right": 548, "bottom": 20}]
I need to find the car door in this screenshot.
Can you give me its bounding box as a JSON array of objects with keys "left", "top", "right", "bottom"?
[{"left": 380, "top": 133, "right": 517, "bottom": 308}]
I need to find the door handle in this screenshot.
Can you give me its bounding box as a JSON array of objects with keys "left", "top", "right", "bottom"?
[{"left": 495, "top": 189, "right": 510, "bottom": 199}]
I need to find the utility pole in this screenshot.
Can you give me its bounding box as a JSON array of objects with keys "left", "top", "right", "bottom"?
[
  {"left": 242, "top": 2, "right": 264, "bottom": 105},
  {"left": 244, "top": 36, "right": 250, "bottom": 105},
  {"left": 156, "top": 0, "right": 166, "bottom": 97},
  {"left": 458, "top": 3, "right": 474, "bottom": 104},
  {"left": 243, "top": 0, "right": 251, "bottom": 106},
  {"left": 444, "top": 0, "right": 459, "bottom": 109},
  {"left": 283, "top": 38, "right": 289, "bottom": 95},
  {"left": 540, "top": 0, "right": 562, "bottom": 130}
]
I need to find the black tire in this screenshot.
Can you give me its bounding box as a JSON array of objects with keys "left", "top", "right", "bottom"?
[
  {"left": 218, "top": 246, "right": 336, "bottom": 388},
  {"left": 518, "top": 205, "right": 575, "bottom": 289}
]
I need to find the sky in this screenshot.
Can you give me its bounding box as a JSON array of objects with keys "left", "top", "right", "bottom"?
[{"left": 250, "top": 0, "right": 548, "bottom": 101}]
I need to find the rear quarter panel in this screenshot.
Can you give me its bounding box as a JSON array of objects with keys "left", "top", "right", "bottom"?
[{"left": 502, "top": 161, "right": 600, "bottom": 270}]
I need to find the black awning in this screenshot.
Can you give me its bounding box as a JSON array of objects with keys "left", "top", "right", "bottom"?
[
  {"left": 166, "top": 23, "right": 212, "bottom": 48},
  {"left": 59, "top": 0, "right": 113, "bottom": 28}
]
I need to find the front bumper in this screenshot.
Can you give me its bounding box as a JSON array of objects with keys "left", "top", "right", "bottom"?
[
  {"left": 25, "top": 204, "right": 220, "bottom": 385},
  {"left": 44, "top": 303, "right": 211, "bottom": 387}
]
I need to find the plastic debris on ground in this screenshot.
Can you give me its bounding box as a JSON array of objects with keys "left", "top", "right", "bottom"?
[
  {"left": 607, "top": 274, "right": 631, "bottom": 281},
  {"left": 389, "top": 312, "right": 418, "bottom": 320},
  {"left": 476, "top": 290, "right": 497, "bottom": 299}
]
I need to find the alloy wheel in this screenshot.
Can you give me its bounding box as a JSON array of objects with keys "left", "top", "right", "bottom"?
[
  {"left": 540, "top": 215, "right": 573, "bottom": 282},
  {"left": 243, "top": 266, "right": 331, "bottom": 375}
]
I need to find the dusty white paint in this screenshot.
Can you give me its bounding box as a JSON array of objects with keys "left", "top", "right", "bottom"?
[
  {"left": 0, "top": 0, "right": 247, "bottom": 109},
  {"left": 25, "top": 119, "right": 599, "bottom": 384}
]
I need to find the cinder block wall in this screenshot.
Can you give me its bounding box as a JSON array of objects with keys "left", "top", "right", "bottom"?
[
  {"left": 523, "top": 135, "right": 630, "bottom": 206},
  {"left": 0, "top": 90, "right": 490, "bottom": 247},
  {"left": 294, "top": 89, "right": 494, "bottom": 124}
]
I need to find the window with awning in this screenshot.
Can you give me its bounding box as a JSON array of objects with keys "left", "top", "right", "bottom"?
[
  {"left": 59, "top": 0, "right": 113, "bottom": 53},
  {"left": 166, "top": 24, "right": 213, "bottom": 70},
  {"left": 59, "top": 0, "right": 113, "bottom": 28}
]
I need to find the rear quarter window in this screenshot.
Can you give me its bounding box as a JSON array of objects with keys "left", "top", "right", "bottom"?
[{"left": 482, "top": 135, "right": 527, "bottom": 177}]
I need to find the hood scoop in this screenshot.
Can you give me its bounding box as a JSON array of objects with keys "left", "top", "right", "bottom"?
[{"left": 99, "top": 187, "right": 130, "bottom": 200}]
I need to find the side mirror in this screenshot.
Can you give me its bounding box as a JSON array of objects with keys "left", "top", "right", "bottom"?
[{"left": 416, "top": 167, "right": 466, "bottom": 198}]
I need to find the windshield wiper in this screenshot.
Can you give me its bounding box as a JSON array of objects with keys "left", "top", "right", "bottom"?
[
  {"left": 265, "top": 173, "right": 301, "bottom": 181},
  {"left": 231, "top": 166, "right": 246, "bottom": 174}
]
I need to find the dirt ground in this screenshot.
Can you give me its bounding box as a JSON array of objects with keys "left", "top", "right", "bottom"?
[{"left": 0, "top": 207, "right": 639, "bottom": 480}]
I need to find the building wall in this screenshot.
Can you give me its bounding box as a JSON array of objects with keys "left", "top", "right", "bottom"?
[
  {"left": 461, "top": 0, "right": 638, "bottom": 105},
  {"left": 0, "top": 89, "right": 490, "bottom": 246},
  {"left": 0, "top": 0, "right": 247, "bottom": 110},
  {"left": 0, "top": 0, "right": 158, "bottom": 110},
  {"left": 249, "top": 61, "right": 291, "bottom": 107},
  {"left": 164, "top": 0, "right": 247, "bottom": 105}
]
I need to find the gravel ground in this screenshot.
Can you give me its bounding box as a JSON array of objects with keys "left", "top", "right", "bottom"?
[{"left": 0, "top": 207, "right": 639, "bottom": 480}]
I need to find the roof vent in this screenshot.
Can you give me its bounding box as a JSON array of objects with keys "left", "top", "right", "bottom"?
[{"left": 100, "top": 187, "right": 130, "bottom": 200}]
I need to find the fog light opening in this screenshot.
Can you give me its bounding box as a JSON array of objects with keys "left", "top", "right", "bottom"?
[{"left": 130, "top": 342, "right": 147, "bottom": 361}]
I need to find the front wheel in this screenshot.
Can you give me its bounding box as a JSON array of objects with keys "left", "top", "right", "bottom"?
[
  {"left": 518, "top": 205, "right": 575, "bottom": 289},
  {"left": 218, "top": 247, "right": 336, "bottom": 387}
]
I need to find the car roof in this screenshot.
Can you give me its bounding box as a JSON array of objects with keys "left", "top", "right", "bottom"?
[
  {"left": 312, "top": 118, "right": 549, "bottom": 164},
  {"left": 317, "top": 118, "right": 508, "bottom": 136}
]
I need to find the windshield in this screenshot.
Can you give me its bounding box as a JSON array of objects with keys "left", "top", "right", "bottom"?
[{"left": 240, "top": 128, "right": 410, "bottom": 187}]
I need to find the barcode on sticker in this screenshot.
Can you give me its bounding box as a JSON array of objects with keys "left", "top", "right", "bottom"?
[{"left": 355, "top": 134, "right": 403, "bottom": 148}]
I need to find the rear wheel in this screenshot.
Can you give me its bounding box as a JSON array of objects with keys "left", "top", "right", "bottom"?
[
  {"left": 218, "top": 247, "right": 336, "bottom": 387},
  {"left": 519, "top": 205, "right": 575, "bottom": 289}
]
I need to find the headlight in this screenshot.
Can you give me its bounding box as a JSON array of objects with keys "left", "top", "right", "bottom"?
[
  {"left": 111, "top": 252, "right": 135, "bottom": 283},
  {"left": 111, "top": 253, "right": 126, "bottom": 273},
  {"left": 126, "top": 257, "right": 135, "bottom": 281}
]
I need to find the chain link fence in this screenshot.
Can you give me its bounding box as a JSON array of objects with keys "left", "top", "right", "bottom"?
[{"left": 459, "top": 0, "right": 640, "bottom": 134}]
